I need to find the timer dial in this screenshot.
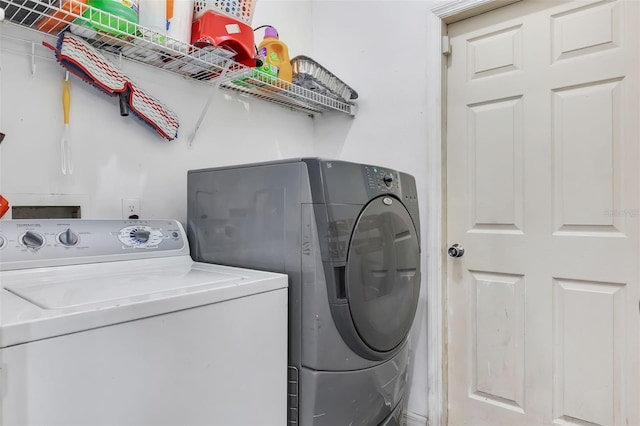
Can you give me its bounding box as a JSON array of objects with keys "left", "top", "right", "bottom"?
[
  {"left": 118, "top": 226, "right": 164, "bottom": 248},
  {"left": 133, "top": 229, "right": 151, "bottom": 243}
]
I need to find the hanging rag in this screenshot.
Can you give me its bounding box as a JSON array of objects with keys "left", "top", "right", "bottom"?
[{"left": 44, "top": 32, "right": 179, "bottom": 141}]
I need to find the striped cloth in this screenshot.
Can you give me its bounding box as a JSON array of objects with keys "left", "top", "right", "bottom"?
[{"left": 47, "top": 32, "right": 179, "bottom": 141}]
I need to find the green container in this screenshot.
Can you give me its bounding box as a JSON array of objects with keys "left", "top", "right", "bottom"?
[{"left": 74, "top": 0, "right": 139, "bottom": 35}]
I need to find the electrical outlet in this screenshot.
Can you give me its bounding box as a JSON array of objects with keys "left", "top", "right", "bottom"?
[{"left": 122, "top": 198, "right": 141, "bottom": 219}]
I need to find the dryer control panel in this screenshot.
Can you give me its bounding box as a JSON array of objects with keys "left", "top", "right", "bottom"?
[
  {"left": 0, "top": 219, "right": 188, "bottom": 271},
  {"left": 364, "top": 165, "right": 400, "bottom": 193}
]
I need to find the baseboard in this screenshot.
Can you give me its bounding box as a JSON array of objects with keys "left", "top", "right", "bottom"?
[{"left": 403, "top": 411, "right": 428, "bottom": 426}]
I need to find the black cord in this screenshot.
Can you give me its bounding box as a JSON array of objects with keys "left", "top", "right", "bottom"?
[
  {"left": 252, "top": 24, "right": 278, "bottom": 56},
  {"left": 253, "top": 24, "right": 278, "bottom": 38}
]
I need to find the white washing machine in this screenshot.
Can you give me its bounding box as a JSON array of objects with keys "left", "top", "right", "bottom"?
[{"left": 0, "top": 219, "right": 288, "bottom": 425}]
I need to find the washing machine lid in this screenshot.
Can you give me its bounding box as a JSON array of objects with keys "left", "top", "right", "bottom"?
[
  {"left": 5, "top": 258, "right": 243, "bottom": 310},
  {"left": 1, "top": 256, "right": 287, "bottom": 347},
  {"left": 345, "top": 195, "right": 420, "bottom": 353}
]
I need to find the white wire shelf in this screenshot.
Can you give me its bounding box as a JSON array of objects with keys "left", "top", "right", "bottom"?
[{"left": 0, "top": 0, "right": 357, "bottom": 116}]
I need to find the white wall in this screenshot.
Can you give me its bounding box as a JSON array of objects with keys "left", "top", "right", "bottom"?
[
  {"left": 308, "top": 1, "right": 445, "bottom": 420},
  {"left": 1, "top": 0, "right": 446, "bottom": 421},
  {"left": 0, "top": 0, "right": 315, "bottom": 220}
]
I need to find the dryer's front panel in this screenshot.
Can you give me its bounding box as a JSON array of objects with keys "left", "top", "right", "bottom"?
[{"left": 345, "top": 195, "right": 421, "bottom": 353}]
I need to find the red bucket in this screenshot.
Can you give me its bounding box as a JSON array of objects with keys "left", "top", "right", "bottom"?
[{"left": 191, "top": 11, "right": 256, "bottom": 67}]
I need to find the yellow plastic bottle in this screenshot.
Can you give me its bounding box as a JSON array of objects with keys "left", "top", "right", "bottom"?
[{"left": 257, "top": 27, "right": 293, "bottom": 84}]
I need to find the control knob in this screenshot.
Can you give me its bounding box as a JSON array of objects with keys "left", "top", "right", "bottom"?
[
  {"left": 383, "top": 174, "right": 394, "bottom": 187},
  {"left": 0, "top": 235, "right": 5, "bottom": 249},
  {"left": 22, "top": 231, "right": 45, "bottom": 249},
  {"left": 133, "top": 229, "right": 151, "bottom": 243},
  {"left": 58, "top": 228, "right": 79, "bottom": 246}
]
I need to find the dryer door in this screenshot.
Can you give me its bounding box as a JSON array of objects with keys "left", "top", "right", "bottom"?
[{"left": 345, "top": 195, "right": 420, "bottom": 353}]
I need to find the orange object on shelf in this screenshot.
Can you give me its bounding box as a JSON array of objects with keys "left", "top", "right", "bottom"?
[
  {"left": 257, "top": 26, "right": 292, "bottom": 83},
  {"left": 0, "top": 194, "right": 9, "bottom": 218},
  {"left": 36, "top": 0, "right": 88, "bottom": 34}
]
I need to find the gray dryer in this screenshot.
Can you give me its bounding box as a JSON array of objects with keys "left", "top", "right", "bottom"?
[{"left": 187, "top": 158, "right": 421, "bottom": 425}]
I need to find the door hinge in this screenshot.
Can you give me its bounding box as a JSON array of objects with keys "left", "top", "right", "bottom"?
[{"left": 442, "top": 36, "right": 451, "bottom": 55}]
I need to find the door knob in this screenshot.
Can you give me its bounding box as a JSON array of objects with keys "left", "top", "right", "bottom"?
[{"left": 448, "top": 244, "right": 464, "bottom": 258}]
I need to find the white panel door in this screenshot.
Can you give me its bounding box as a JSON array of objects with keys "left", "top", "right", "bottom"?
[{"left": 446, "top": 1, "right": 639, "bottom": 425}]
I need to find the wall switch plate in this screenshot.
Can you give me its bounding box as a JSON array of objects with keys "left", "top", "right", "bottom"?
[{"left": 122, "top": 198, "right": 141, "bottom": 219}]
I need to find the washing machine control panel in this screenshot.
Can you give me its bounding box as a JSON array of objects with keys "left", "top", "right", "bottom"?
[
  {"left": 0, "top": 219, "right": 188, "bottom": 270},
  {"left": 118, "top": 225, "right": 167, "bottom": 248}
]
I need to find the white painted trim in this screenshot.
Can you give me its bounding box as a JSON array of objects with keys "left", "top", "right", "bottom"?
[
  {"left": 432, "top": 0, "right": 499, "bottom": 18},
  {"left": 432, "top": 0, "right": 521, "bottom": 23},
  {"left": 423, "top": 9, "right": 446, "bottom": 426},
  {"left": 425, "top": 1, "right": 521, "bottom": 426},
  {"left": 404, "top": 410, "right": 428, "bottom": 426}
]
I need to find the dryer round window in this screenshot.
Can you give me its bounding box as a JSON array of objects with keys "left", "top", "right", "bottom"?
[{"left": 344, "top": 194, "right": 420, "bottom": 354}]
